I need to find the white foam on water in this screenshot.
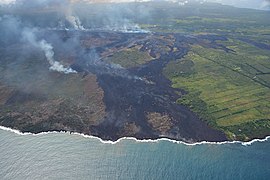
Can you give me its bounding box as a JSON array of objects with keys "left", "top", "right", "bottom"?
[{"left": 0, "top": 125, "right": 269, "bottom": 146}]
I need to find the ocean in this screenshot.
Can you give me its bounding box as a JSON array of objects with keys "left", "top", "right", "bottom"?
[{"left": 0, "top": 128, "right": 269, "bottom": 180}]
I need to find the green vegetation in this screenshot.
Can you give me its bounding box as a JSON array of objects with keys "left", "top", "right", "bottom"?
[
  {"left": 106, "top": 48, "right": 153, "bottom": 68},
  {"left": 2, "top": 1, "right": 270, "bottom": 141},
  {"left": 140, "top": 2, "right": 270, "bottom": 140},
  {"left": 163, "top": 59, "right": 195, "bottom": 78},
  {"left": 164, "top": 40, "right": 270, "bottom": 141},
  {"left": 138, "top": 3, "right": 270, "bottom": 46}
]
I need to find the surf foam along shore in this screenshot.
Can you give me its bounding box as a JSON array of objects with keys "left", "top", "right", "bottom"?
[{"left": 0, "top": 125, "right": 269, "bottom": 146}]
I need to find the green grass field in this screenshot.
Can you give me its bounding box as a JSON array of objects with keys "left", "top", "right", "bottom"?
[
  {"left": 164, "top": 40, "right": 270, "bottom": 141},
  {"left": 104, "top": 2, "right": 270, "bottom": 140},
  {"left": 105, "top": 48, "right": 153, "bottom": 68}
]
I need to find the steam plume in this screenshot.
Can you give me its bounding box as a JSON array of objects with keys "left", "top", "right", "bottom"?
[
  {"left": 22, "top": 29, "right": 77, "bottom": 74},
  {"left": 66, "top": 15, "right": 85, "bottom": 30},
  {"left": 39, "top": 40, "right": 77, "bottom": 74}
]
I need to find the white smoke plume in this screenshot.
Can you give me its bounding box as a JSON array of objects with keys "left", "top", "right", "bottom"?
[
  {"left": 64, "top": 2, "right": 86, "bottom": 30},
  {"left": 0, "top": 0, "right": 16, "bottom": 5},
  {"left": 66, "top": 15, "right": 85, "bottom": 30},
  {"left": 38, "top": 40, "right": 77, "bottom": 74},
  {"left": 116, "top": 23, "right": 150, "bottom": 33},
  {"left": 261, "top": 0, "right": 270, "bottom": 9},
  {"left": 22, "top": 29, "right": 77, "bottom": 74}
]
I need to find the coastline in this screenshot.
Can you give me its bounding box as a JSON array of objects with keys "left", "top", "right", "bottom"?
[{"left": 0, "top": 125, "right": 269, "bottom": 146}]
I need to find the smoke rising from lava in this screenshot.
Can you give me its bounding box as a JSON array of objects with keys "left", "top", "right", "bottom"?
[
  {"left": 38, "top": 40, "right": 77, "bottom": 74},
  {"left": 65, "top": 15, "right": 85, "bottom": 30},
  {"left": 21, "top": 28, "right": 77, "bottom": 74},
  {"left": 0, "top": 0, "right": 152, "bottom": 33}
]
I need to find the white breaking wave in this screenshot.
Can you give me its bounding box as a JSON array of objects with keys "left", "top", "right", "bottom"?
[{"left": 0, "top": 125, "right": 269, "bottom": 146}]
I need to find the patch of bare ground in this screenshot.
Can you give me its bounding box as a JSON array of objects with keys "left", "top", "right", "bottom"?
[
  {"left": 146, "top": 112, "right": 173, "bottom": 134},
  {"left": 118, "top": 122, "right": 141, "bottom": 137}
]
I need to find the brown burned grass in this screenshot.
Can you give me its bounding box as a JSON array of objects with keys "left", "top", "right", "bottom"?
[
  {"left": 146, "top": 112, "right": 173, "bottom": 134},
  {"left": 0, "top": 50, "right": 106, "bottom": 132}
]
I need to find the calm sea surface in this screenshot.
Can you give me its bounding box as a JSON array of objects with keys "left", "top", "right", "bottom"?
[{"left": 0, "top": 129, "right": 269, "bottom": 180}]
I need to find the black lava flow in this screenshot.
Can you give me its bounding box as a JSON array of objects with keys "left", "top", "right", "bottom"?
[{"left": 73, "top": 32, "right": 227, "bottom": 142}]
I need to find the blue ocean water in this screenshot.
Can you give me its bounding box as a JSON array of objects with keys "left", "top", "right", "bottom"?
[{"left": 0, "top": 129, "right": 269, "bottom": 180}]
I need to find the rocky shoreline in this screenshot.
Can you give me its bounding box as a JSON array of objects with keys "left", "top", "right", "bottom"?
[{"left": 0, "top": 31, "right": 227, "bottom": 143}]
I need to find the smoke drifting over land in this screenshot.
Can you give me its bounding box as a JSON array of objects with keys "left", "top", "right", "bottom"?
[
  {"left": 0, "top": 0, "right": 156, "bottom": 81},
  {"left": 0, "top": 0, "right": 153, "bottom": 89},
  {"left": 0, "top": 0, "right": 268, "bottom": 81},
  {"left": 65, "top": 15, "right": 85, "bottom": 30},
  {"left": 0, "top": 0, "right": 152, "bottom": 32},
  {"left": 0, "top": 0, "right": 269, "bottom": 82},
  {"left": 21, "top": 28, "right": 77, "bottom": 74},
  {"left": 39, "top": 40, "right": 77, "bottom": 74},
  {"left": 1, "top": 0, "right": 270, "bottom": 10},
  {"left": 0, "top": 0, "right": 269, "bottom": 143}
]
